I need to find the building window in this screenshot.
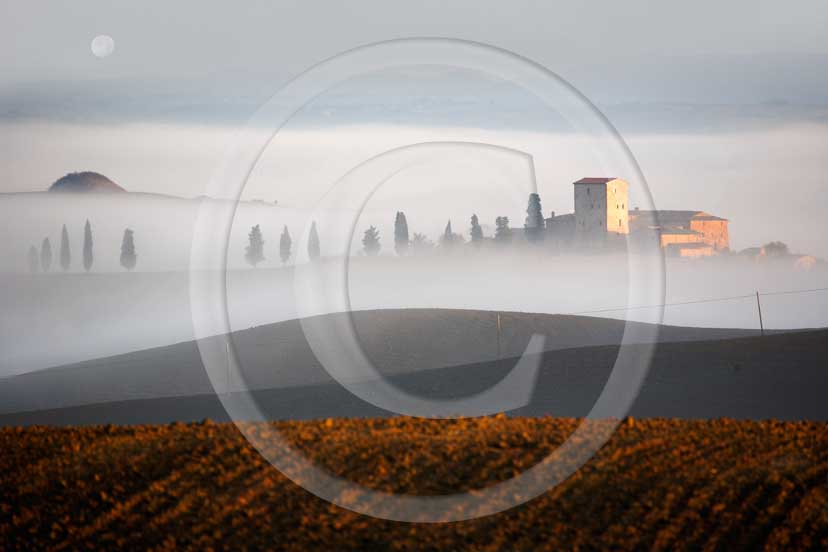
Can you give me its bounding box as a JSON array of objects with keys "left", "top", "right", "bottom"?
[{"left": 619, "top": 218, "right": 622, "bottom": 227}]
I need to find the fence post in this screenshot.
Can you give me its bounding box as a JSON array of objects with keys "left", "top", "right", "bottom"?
[
  {"left": 496, "top": 312, "right": 502, "bottom": 360},
  {"left": 226, "top": 341, "right": 232, "bottom": 391},
  {"left": 755, "top": 291, "right": 765, "bottom": 336}
]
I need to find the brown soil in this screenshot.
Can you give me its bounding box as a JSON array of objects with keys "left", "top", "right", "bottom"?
[{"left": 2, "top": 417, "right": 827, "bottom": 550}]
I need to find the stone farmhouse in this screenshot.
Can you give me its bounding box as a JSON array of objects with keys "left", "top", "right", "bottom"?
[{"left": 544, "top": 177, "right": 729, "bottom": 256}]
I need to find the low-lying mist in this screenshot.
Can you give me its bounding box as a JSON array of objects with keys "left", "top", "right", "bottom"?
[{"left": 1, "top": 247, "right": 825, "bottom": 378}]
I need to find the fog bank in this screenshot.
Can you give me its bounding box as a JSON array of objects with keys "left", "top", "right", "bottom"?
[{"left": 1, "top": 254, "right": 825, "bottom": 377}]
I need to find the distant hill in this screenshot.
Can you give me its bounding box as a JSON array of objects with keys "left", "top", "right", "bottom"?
[{"left": 48, "top": 171, "right": 126, "bottom": 193}]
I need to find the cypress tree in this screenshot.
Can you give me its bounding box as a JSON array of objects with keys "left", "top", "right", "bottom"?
[
  {"left": 307, "top": 221, "right": 320, "bottom": 261},
  {"left": 394, "top": 211, "right": 409, "bottom": 256},
  {"left": 279, "top": 225, "right": 292, "bottom": 264},
  {"left": 440, "top": 220, "right": 462, "bottom": 248},
  {"left": 245, "top": 225, "right": 265, "bottom": 267},
  {"left": 524, "top": 193, "right": 545, "bottom": 242},
  {"left": 40, "top": 238, "right": 52, "bottom": 272},
  {"left": 83, "top": 220, "right": 94, "bottom": 272},
  {"left": 120, "top": 229, "right": 137, "bottom": 271},
  {"left": 59, "top": 224, "right": 71, "bottom": 271}
]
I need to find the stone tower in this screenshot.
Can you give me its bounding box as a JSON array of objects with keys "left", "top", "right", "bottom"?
[{"left": 573, "top": 177, "right": 629, "bottom": 244}]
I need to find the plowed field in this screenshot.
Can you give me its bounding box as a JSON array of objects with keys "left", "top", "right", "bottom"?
[{"left": 2, "top": 417, "right": 827, "bottom": 550}]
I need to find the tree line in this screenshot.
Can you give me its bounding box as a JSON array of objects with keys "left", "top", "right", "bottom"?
[
  {"left": 243, "top": 223, "right": 311, "bottom": 268},
  {"left": 28, "top": 220, "right": 137, "bottom": 273},
  {"left": 28, "top": 193, "right": 546, "bottom": 271},
  {"left": 243, "top": 193, "right": 546, "bottom": 266}
]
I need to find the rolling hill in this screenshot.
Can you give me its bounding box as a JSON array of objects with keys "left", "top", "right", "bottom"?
[{"left": 1, "top": 309, "right": 824, "bottom": 425}]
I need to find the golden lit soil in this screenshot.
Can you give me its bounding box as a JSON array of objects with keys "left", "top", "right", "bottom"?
[{"left": 2, "top": 417, "right": 827, "bottom": 550}]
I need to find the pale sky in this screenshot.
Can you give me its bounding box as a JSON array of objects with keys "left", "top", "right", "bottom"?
[
  {"left": 2, "top": 0, "right": 828, "bottom": 112},
  {"left": 1, "top": 1, "right": 827, "bottom": 257}
]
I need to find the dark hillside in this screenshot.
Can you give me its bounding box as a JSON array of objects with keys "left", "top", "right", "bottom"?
[{"left": 1, "top": 326, "right": 825, "bottom": 426}]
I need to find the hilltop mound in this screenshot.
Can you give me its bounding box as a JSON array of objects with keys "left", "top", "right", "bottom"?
[{"left": 48, "top": 171, "right": 126, "bottom": 193}]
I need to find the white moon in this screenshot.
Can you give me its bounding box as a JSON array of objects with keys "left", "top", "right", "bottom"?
[{"left": 91, "top": 35, "right": 115, "bottom": 58}]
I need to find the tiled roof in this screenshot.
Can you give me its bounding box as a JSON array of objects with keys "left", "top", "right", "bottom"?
[
  {"left": 574, "top": 177, "right": 617, "bottom": 185},
  {"left": 692, "top": 214, "right": 728, "bottom": 222},
  {"left": 630, "top": 210, "right": 700, "bottom": 219},
  {"left": 546, "top": 213, "right": 574, "bottom": 221},
  {"left": 629, "top": 210, "right": 728, "bottom": 223}
]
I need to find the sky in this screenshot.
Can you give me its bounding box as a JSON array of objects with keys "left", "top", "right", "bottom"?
[
  {"left": 2, "top": 1, "right": 828, "bottom": 96},
  {"left": 1, "top": 1, "right": 828, "bottom": 257}
]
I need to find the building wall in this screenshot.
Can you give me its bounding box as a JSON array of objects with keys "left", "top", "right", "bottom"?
[
  {"left": 545, "top": 213, "right": 575, "bottom": 246},
  {"left": 574, "top": 183, "right": 607, "bottom": 243},
  {"left": 689, "top": 219, "right": 729, "bottom": 251},
  {"left": 665, "top": 243, "right": 714, "bottom": 259},
  {"left": 660, "top": 232, "right": 703, "bottom": 248},
  {"left": 574, "top": 178, "right": 629, "bottom": 244},
  {"left": 604, "top": 179, "right": 629, "bottom": 235}
]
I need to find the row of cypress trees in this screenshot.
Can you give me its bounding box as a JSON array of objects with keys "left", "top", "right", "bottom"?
[
  {"left": 363, "top": 211, "right": 514, "bottom": 257},
  {"left": 372, "top": 193, "right": 545, "bottom": 256},
  {"left": 243, "top": 193, "right": 546, "bottom": 265},
  {"left": 28, "top": 220, "right": 136, "bottom": 273},
  {"left": 29, "top": 194, "right": 544, "bottom": 270},
  {"left": 244, "top": 223, "right": 308, "bottom": 268}
]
